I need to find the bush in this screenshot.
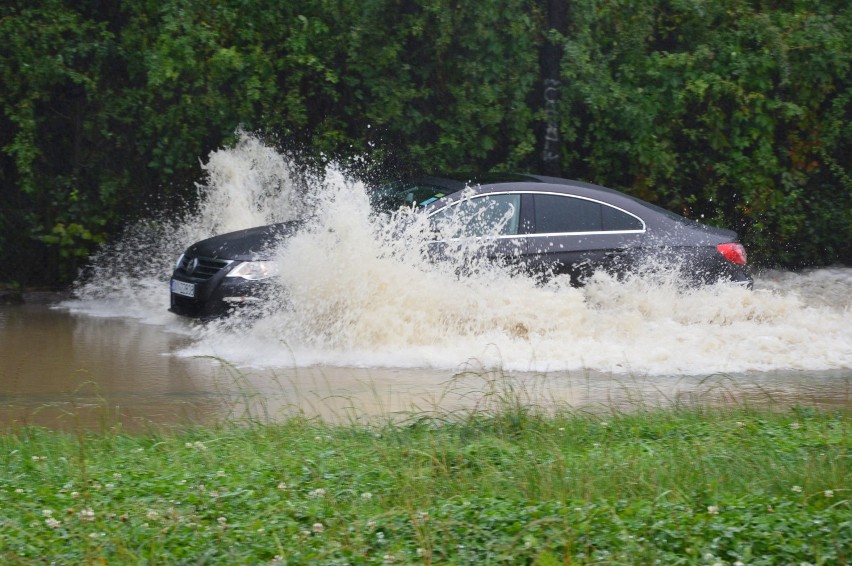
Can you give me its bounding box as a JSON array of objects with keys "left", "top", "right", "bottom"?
[{"left": 1, "top": 0, "right": 849, "bottom": 285}]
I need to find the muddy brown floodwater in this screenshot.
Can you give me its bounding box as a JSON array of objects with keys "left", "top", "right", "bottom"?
[{"left": 1, "top": 302, "right": 848, "bottom": 431}]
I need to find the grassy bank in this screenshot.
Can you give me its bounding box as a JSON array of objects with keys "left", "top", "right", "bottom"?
[{"left": 1, "top": 403, "right": 848, "bottom": 564}]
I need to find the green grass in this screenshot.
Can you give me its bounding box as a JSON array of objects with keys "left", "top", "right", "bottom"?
[{"left": 1, "top": 400, "right": 848, "bottom": 564}]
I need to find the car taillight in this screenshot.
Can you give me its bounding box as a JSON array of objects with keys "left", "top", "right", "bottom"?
[{"left": 717, "top": 242, "right": 747, "bottom": 265}]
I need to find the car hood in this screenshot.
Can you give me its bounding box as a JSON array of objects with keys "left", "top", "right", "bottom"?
[{"left": 185, "top": 221, "right": 302, "bottom": 261}]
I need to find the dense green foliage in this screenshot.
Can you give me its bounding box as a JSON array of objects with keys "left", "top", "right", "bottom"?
[
  {"left": 1, "top": 406, "right": 848, "bottom": 563},
  {"left": 559, "top": 0, "right": 852, "bottom": 266},
  {"left": 1, "top": 0, "right": 849, "bottom": 284}
]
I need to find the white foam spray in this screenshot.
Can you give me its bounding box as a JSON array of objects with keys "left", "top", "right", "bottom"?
[
  {"left": 70, "top": 133, "right": 303, "bottom": 323},
  {"left": 69, "top": 133, "right": 852, "bottom": 376}
]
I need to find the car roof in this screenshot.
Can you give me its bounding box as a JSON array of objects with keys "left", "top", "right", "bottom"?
[
  {"left": 431, "top": 174, "right": 644, "bottom": 209},
  {"left": 411, "top": 173, "right": 634, "bottom": 199},
  {"left": 371, "top": 173, "right": 651, "bottom": 214},
  {"left": 416, "top": 172, "right": 545, "bottom": 188}
]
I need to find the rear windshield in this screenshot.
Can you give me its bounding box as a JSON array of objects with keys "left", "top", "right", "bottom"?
[{"left": 625, "top": 197, "right": 706, "bottom": 228}]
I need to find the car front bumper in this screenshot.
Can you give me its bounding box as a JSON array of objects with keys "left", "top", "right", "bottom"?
[{"left": 169, "top": 272, "right": 275, "bottom": 319}]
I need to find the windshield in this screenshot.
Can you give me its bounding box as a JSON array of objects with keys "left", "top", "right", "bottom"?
[
  {"left": 369, "top": 181, "right": 453, "bottom": 212},
  {"left": 369, "top": 174, "right": 540, "bottom": 213}
]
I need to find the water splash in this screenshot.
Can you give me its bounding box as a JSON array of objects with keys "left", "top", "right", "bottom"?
[
  {"left": 71, "top": 133, "right": 303, "bottom": 322},
  {"left": 194, "top": 132, "right": 305, "bottom": 235},
  {"left": 69, "top": 133, "right": 852, "bottom": 375}
]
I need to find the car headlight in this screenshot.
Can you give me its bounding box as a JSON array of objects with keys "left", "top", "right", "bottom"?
[
  {"left": 226, "top": 261, "right": 279, "bottom": 280},
  {"left": 174, "top": 253, "right": 185, "bottom": 270}
]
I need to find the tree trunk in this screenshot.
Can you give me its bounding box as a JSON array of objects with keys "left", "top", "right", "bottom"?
[{"left": 538, "top": 0, "right": 567, "bottom": 176}]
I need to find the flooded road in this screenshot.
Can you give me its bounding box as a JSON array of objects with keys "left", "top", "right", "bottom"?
[
  {"left": 3, "top": 137, "right": 849, "bottom": 429},
  {"left": 1, "top": 293, "right": 849, "bottom": 431}
]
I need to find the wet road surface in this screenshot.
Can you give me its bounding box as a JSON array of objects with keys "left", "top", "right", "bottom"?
[{"left": 2, "top": 303, "right": 848, "bottom": 431}]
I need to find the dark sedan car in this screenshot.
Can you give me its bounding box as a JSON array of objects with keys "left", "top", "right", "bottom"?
[{"left": 169, "top": 174, "right": 751, "bottom": 318}]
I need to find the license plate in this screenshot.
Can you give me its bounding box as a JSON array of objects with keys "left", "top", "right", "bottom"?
[{"left": 170, "top": 278, "right": 195, "bottom": 298}]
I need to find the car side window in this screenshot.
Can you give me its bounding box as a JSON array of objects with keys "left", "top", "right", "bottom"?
[
  {"left": 601, "top": 203, "right": 643, "bottom": 231},
  {"left": 429, "top": 194, "right": 521, "bottom": 238},
  {"left": 533, "top": 194, "right": 643, "bottom": 233},
  {"left": 534, "top": 194, "right": 601, "bottom": 233}
]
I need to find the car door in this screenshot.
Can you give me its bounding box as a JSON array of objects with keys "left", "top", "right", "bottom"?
[
  {"left": 427, "top": 192, "right": 527, "bottom": 270},
  {"left": 522, "top": 193, "right": 645, "bottom": 284}
]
